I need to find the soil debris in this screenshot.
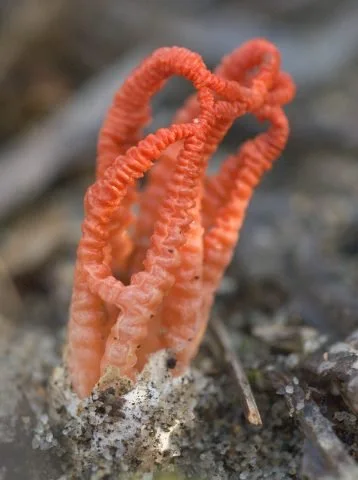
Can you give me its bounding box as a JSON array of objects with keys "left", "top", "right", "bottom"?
[{"left": 48, "top": 350, "right": 206, "bottom": 478}]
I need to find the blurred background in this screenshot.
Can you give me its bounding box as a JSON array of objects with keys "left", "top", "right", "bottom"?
[
  {"left": 1, "top": 0, "right": 358, "bottom": 331},
  {"left": 1, "top": 1, "right": 358, "bottom": 478}
]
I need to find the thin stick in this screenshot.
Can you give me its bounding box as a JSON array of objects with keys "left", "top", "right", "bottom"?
[{"left": 210, "top": 317, "right": 262, "bottom": 426}]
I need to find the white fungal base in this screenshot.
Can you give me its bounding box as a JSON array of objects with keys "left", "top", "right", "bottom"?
[{"left": 49, "top": 350, "right": 206, "bottom": 476}]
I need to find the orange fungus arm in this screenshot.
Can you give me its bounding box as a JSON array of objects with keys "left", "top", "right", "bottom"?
[{"left": 67, "top": 40, "right": 296, "bottom": 398}]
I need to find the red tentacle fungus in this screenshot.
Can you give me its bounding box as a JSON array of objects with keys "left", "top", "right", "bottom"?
[{"left": 67, "top": 39, "right": 296, "bottom": 398}]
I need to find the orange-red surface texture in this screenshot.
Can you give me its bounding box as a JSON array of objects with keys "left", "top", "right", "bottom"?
[{"left": 67, "top": 39, "right": 296, "bottom": 398}]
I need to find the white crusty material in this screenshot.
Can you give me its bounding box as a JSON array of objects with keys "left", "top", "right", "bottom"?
[{"left": 49, "top": 350, "right": 206, "bottom": 475}]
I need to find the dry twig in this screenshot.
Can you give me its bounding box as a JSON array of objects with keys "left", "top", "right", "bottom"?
[{"left": 210, "top": 317, "right": 262, "bottom": 426}]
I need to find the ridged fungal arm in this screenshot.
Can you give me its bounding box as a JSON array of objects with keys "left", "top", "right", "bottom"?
[{"left": 67, "top": 39, "right": 295, "bottom": 398}]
